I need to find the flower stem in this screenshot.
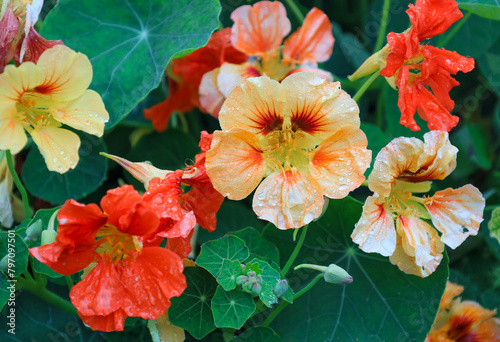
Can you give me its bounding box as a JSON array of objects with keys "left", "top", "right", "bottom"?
[
  {"left": 65, "top": 275, "right": 74, "bottom": 290},
  {"left": 353, "top": 72, "right": 380, "bottom": 102},
  {"left": 374, "top": 0, "right": 391, "bottom": 52},
  {"left": 261, "top": 273, "right": 323, "bottom": 327},
  {"left": 17, "top": 276, "right": 78, "bottom": 317},
  {"left": 438, "top": 11, "right": 472, "bottom": 48},
  {"left": 5, "top": 150, "right": 31, "bottom": 220},
  {"left": 284, "top": 0, "right": 305, "bottom": 22},
  {"left": 281, "top": 225, "right": 308, "bottom": 277}
]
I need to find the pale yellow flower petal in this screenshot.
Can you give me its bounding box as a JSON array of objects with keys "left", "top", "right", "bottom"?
[
  {"left": 0, "top": 62, "right": 42, "bottom": 107},
  {"left": 368, "top": 136, "right": 424, "bottom": 197},
  {"left": 400, "top": 131, "right": 457, "bottom": 183},
  {"left": 390, "top": 214, "right": 444, "bottom": 277},
  {"left": 199, "top": 68, "right": 226, "bottom": 118},
  {"left": 217, "top": 62, "right": 260, "bottom": 98},
  {"left": 0, "top": 104, "right": 28, "bottom": 154},
  {"left": 31, "top": 126, "right": 80, "bottom": 173},
  {"left": 309, "top": 125, "right": 371, "bottom": 199},
  {"left": 51, "top": 90, "right": 109, "bottom": 137},
  {"left": 281, "top": 72, "right": 360, "bottom": 140},
  {"left": 218, "top": 76, "right": 287, "bottom": 135},
  {"left": 425, "top": 185, "right": 485, "bottom": 249},
  {"left": 206, "top": 128, "right": 266, "bottom": 200},
  {"left": 351, "top": 195, "right": 396, "bottom": 257},
  {"left": 36, "top": 45, "right": 93, "bottom": 102},
  {"left": 252, "top": 169, "right": 324, "bottom": 229}
]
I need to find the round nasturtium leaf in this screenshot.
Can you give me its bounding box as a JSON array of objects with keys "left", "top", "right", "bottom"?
[{"left": 40, "top": 0, "right": 221, "bottom": 127}]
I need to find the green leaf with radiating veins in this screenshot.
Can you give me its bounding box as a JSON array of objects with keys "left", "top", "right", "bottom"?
[
  {"left": 41, "top": 0, "right": 221, "bottom": 127},
  {"left": 217, "top": 259, "right": 244, "bottom": 291},
  {"left": 196, "top": 236, "right": 249, "bottom": 278},
  {"left": 211, "top": 287, "right": 256, "bottom": 329},
  {"left": 169, "top": 267, "right": 218, "bottom": 339},
  {"left": 230, "top": 227, "right": 280, "bottom": 263}
]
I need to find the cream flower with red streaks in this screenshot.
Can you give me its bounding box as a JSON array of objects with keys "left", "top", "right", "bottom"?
[
  {"left": 205, "top": 72, "right": 371, "bottom": 229},
  {"left": 351, "top": 131, "right": 485, "bottom": 277}
]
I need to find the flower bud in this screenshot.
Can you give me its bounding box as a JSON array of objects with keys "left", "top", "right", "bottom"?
[
  {"left": 236, "top": 275, "right": 248, "bottom": 286},
  {"left": 25, "top": 219, "right": 43, "bottom": 241},
  {"left": 41, "top": 229, "right": 57, "bottom": 245},
  {"left": 272, "top": 279, "right": 289, "bottom": 297},
  {"left": 324, "top": 264, "right": 353, "bottom": 285},
  {"left": 249, "top": 282, "right": 262, "bottom": 295}
]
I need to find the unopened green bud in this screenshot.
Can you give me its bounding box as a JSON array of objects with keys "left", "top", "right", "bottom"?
[
  {"left": 324, "top": 264, "right": 353, "bottom": 285},
  {"left": 273, "top": 279, "right": 289, "bottom": 297},
  {"left": 25, "top": 219, "right": 43, "bottom": 241},
  {"left": 249, "top": 282, "right": 262, "bottom": 295},
  {"left": 41, "top": 229, "right": 57, "bottom": 245},
  {"left": 236, "top": 275, "right": 248, "bottom": 286}
]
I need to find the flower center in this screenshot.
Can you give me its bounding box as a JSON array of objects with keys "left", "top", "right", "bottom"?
[
  {"left": 15, "top": 92, "right": 59, "bottom": 130},
  {"left": 95, "top": 225, "right": 143, "bottom": 264}
]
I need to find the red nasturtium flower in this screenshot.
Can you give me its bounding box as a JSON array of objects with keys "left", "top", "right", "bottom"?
[
  {"left": 103, "top": 132, "right": 224, "bottom": 258},
  {"left": 199, "top": 1, "right": 335, "bottom": 118},
  {"left": 0, "top": 0, "right": 63, "bottom": 72},
  {"left": 29, "top": 186, "right": 187, "bottom": 331},
  {"left": 349, "top": 0, "right": 474, "bottom": 132},
  {"left": 425, "top": 282, "right": 500, "bottom": 341},
  {"left": 205, "top": 72, "right": 371, "bottom": 229},
  {"left": 144, "top": 28, "right": 248, "bottom": 131},
  {"left": 351, "top": 131, "right": 485, "bottom": 277}
]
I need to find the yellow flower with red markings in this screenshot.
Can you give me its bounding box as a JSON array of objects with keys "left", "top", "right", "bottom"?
[
  {"left": 425, "top": 282, "right": 500, "bottom": 341},
  {"left": 205, "top": 72, "right": 371, "bottom": 229},
  {"left": 0, "top": 45, "right": 109, "bottom": 173},
  {"left": 351, "top": 131, "right": 485, "bottom": 277}
]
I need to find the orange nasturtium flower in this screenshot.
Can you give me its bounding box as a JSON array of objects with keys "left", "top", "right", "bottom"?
[
  {"left": 205, "top": 72, "right": 371, "bottom": 229},
  {"left": 0, "top": 44, "right": 109, "bottom": 173},
  {"left": 351, "top": 131, "right": 485, "bottom": 277},
  {"left": 29, "top": 185, "right": 187, "bottom": 332},
  {"left": 199, "top": 1, "right": 335, "bottom": 117},
  {"left": 425, "top": 282, "right": 500, "bottom": 341},
  {"left": 144, "top": 28, "right": 248, "bottom": 131},
  {"left": 103, "top": 131, "right": 224, "bottom": 258},
  {"left": 349, "top": 0, "right": 474, "bottom": 132}
]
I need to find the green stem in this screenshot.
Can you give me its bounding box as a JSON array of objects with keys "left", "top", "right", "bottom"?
[
  {"left": 65, "top": 275, "right": 74, "bottom": 290},
  {"left": 281, "top": 225, "right": 308, "bottom": 277},
  {"left": 261, "top": 274, "right": 323, "bottom": 327},
  {"left": 17, "top": 277, "right": 78, "bottom": 317},
  {"left": 353, "top": 72, "right": 380, "bottom": 102},
  {"left": 374, "top": 0, "right": 391, "bottom": 52},
  {"left": 5, "top": 150, "right": 31, "bottom": 219},
  {"left": 376, "top": 84, "right": 387, "bottom": 127},
  {"left": 438, "top": 12, "right": 472, "bottom": 48},
  {"left": 177, "top": 113, "right": 189, "bottom": 134},
  {"left": 283, "top": 0, "right": 305, "bottom": 22}
]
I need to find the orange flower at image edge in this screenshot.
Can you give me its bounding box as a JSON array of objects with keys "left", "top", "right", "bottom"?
[
  {"left": 29, "top": 186, "right": 186, "bottom": 331},
  {"left": 351, "top": 131, "right": 485, "bottom": 277},
  {"left": 426, "top": 282, "right": 500, "bottom": 341},
  {"left": 205, "top": 72, "right": 371, "bottom": 229}
]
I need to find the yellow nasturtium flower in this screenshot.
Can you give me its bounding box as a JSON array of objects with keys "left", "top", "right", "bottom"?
[{"left": 0, "top": 45, "right": 109, "bottom": 173}]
